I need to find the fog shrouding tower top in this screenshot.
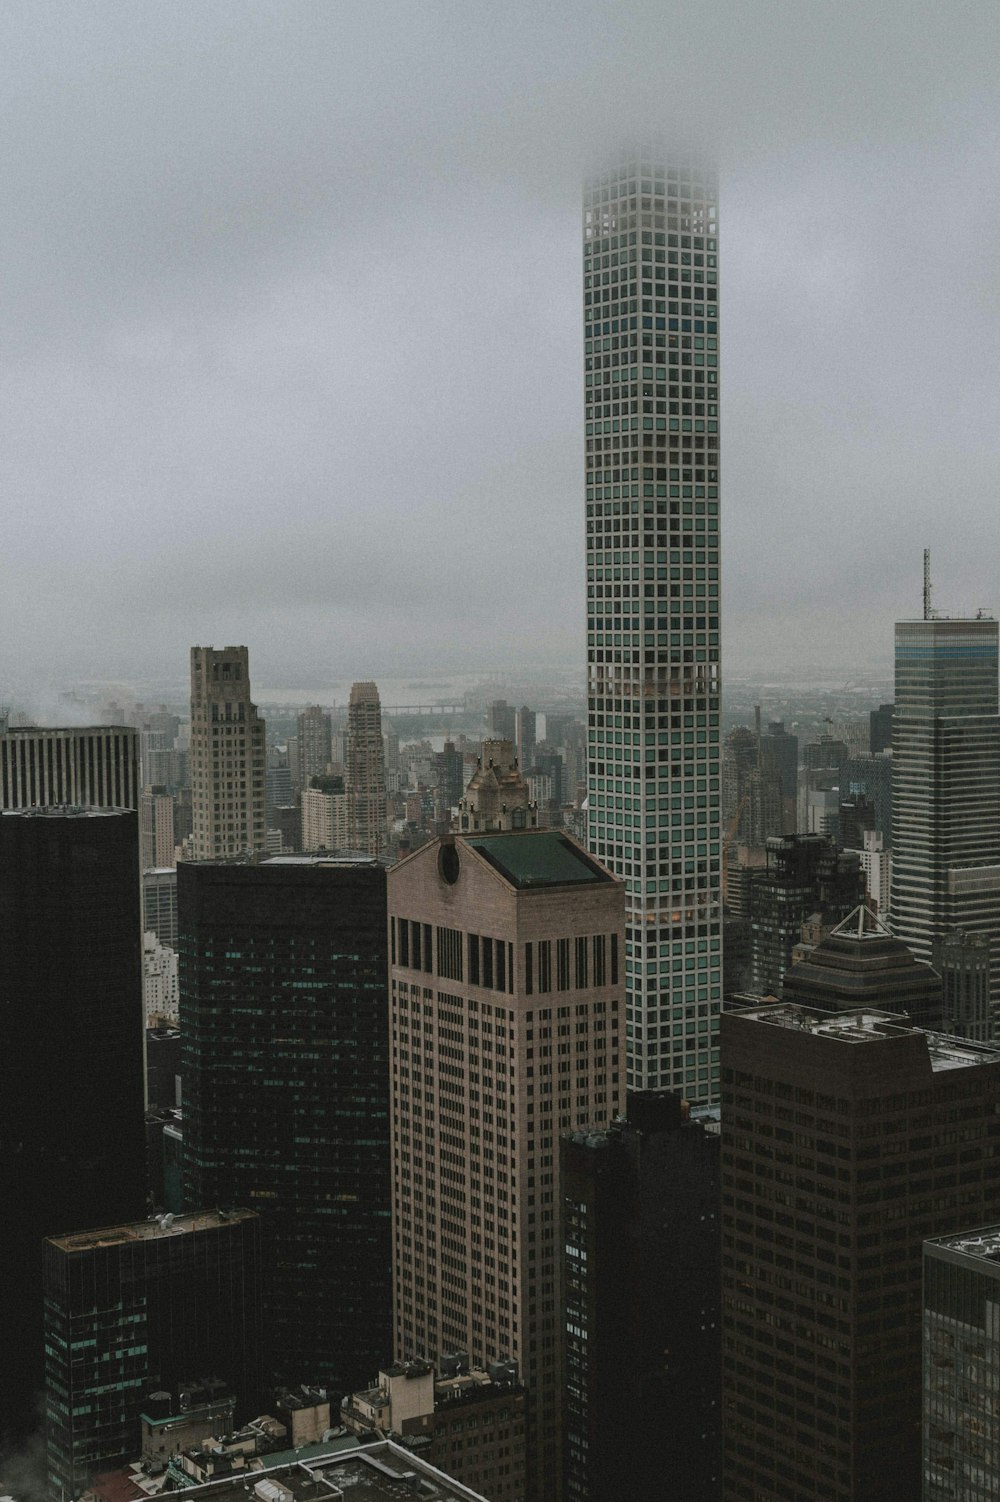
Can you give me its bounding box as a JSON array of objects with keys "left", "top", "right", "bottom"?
[
  {"left": 189, "top": 645, "right": 267, "bottom": 860},
  {"left": 347, "top": 680, "right": 387, "bottom": 859},
  {"left": 584, "top": 138, "right": 721, "bottom": 1100}
]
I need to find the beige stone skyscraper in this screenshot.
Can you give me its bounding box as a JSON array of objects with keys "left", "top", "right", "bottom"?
[
  {"left": 347, "top": 680, "right": 386, "bottom": 858},
  {"left": 388, "top": 829, "right": 625, "bottom": 1501},
  {"left": 189, "top": 645, "right": 266, "bottom": 859}
]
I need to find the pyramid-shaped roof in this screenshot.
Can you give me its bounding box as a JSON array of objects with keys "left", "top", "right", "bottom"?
[{"left": 782, "top": 905, "right": 943, "bottom": 1028}]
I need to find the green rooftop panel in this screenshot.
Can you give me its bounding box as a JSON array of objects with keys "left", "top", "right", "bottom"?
[{"left": 464, "top": 831, "right": 612, "bottom": 889}]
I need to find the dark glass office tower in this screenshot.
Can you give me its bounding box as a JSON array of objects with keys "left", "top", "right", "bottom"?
[
  {"left": 891, "top": 615, "right": 1000, "bottom": 1026},
  {"left": 0, "top": 809, "right": 146, "bottom": 1446},
  {"left": 43, "top": 1209, "right": 264, "bottom": 1501},
  {"left": 561, "top": 1091, "right": 720, "bottom": 1502},
  {"left": 721, "top": 1003, "right": 1000, "bottom": 1502},
  {"left": 747, "top": 833, "right": 865, "bottom": 996},
  {"left": 179, "top": 857, "right": 391, "bottom": 1395}
]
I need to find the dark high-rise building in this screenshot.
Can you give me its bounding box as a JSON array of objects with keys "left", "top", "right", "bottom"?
[
  {"left": 487, "top": 699, "right": 516, "bottom": 742},
  {"left": 584, "top": 140, "right": 722, "bottom": 1100},
  {"left": 43, "top": 1210, "right": 264, "bottom": 1501},
  {"left": 760, "top": 720, "right": 798, "bottom": 832},
  {"left": 781, "top": 903, "right": 943, "bottom": 1027},
  {"left": 0, "top": 724, "right": 139, "bottom": 810},
  {"left": 561, "top": 1091, "right": 720, "bottom": 1502},
  {"left": 179, "top": 856, "right": 391, "bottom": 1395},
  {"left": 515, "top": 706, "right": 536, "bottom": 774},
  {"left": 433, "top": 740, "right": 465, "bottom": 814},
  {"left": 923, "top": 1224, "right": 1000, "bottom": 1499},
  {"left": 747, "top": 833, "right": 865, "bottom": 997},
  {"left": 933, "top": 928, "right": 992, "bottom": 1043},
  {"left": 533, "top": 750, "right": 565, "bottom": 809},
  {"left": 870, "top": 701, "right": 893, "bottom": 755},
  {"left": 721, "top": 1002, "right": 1000, "bottom": 1502},
  {"left": 843, "top": 752, "right": 893, "bottom": 845},
  {"left": 0, "top": 809, "right": 146, "bottom": 1445},
  {"left": 891, "top": 614, "right": 1000, "bottom": 1025}
]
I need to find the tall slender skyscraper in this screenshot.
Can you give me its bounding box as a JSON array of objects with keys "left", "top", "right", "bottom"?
[
  {"left": 891, "top": 599, "right": 1000, "bottom": 1025},
  {"left": 584, "top": 141, "right": 721, "bottom": 1098},
  {"left": 347, "top": 680, "right": 386, "bottom": 858},
  {"left": 189, "top": 646, "right": 267, "bottom": 859}
]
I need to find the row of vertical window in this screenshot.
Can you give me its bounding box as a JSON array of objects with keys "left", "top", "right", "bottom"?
[
  {"left": 391, "top": 918, "right": 513, "bottom": 995},
  {"left": 392, "top": 919, "right": 620, "bottom": 996},
  {"left": 524, "top": 935, "right": 618, "bottom": 995}
]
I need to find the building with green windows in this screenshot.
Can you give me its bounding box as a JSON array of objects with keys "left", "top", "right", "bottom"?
[
  {"left": 179, "top": 856, "right": 391, "bottom": 1395},
  {"left": 43, "top": 1209, "right": 263, "bottom": 1502},
  {"left": 583, "top": 141, "right": 722, "bottom": 1100}
]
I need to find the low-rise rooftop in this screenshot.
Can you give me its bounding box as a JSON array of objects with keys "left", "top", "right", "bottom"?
[
  {"left": 734, "top": 1002, "right": 1000, "bottom": 1071},
  {"left": 928, "top": 1224, "right": 1000, "bottom": 1264},
  {"left": 48, "top": 1209, "right": 256, "bottom": 1253},
  {"left": 163, "top": 1440, "right": 488, "bottom": 1502}
]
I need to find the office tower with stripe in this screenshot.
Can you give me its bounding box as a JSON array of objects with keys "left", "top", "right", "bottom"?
[
  {"left": 891, "top": 609, "right": 1000, "bottom": 1028},
  {"left": 0, "top": 724, "right": 138, "bottom": 810},
  {"left": 584, "top": 141, "right": 721, "bottom": 1098}
]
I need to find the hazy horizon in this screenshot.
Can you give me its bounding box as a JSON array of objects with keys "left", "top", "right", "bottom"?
[{"left": 2, "top": 2, "right": 998, "bottom": 691}]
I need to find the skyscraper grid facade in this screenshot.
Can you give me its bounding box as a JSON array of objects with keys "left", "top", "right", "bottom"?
[{"left": 584, "top": 141, "right": 721, "bottom": 1098}]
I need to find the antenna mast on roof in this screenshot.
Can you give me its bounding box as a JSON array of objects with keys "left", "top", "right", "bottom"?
[{"left": 923, "top": 548, "right": 933, "bottom": 621}]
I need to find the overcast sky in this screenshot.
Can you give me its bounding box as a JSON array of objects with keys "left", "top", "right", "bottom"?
[{"left": 1, "top": 0, "right": 998, "bottom": 697}]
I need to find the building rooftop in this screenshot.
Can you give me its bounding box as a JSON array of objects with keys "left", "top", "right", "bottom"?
[
  {"left": 0, "top": 724, "right": 133, "bottom": 735},
  {"left": 165, "top": 1441, "right": 487, "bottom": 1502},
  {"left": 463, "top": 830, "right": 613, "bottom": 889},
  {"left": 263, "top": 854, "right": 377, "bottom": 867},
  {"left": 1, "top": 806, "right": 129, "bottom": 819},
  {"left": 928, "top": 1224, "right": 1000, "bottom": 1263},
  {"left": 734, "top": 1003, "right": 1000, "bottom": 1071},
  {"left": 781, "top": 905, "right": 943, "bottom": 1018},
  {"left": 48, "top": 1209, "right": 256, "bottom": 1253}
]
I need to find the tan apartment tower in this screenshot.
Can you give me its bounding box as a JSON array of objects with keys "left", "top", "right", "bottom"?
[
  {"left": 388, "top": 829, "right": 625, "bottom": 1502},
  {"left": 348, "top": 680, "right": 386, "bottom": 858},
  {"left": 189, "top": 646, "right": 266, "bottom": 859}
]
